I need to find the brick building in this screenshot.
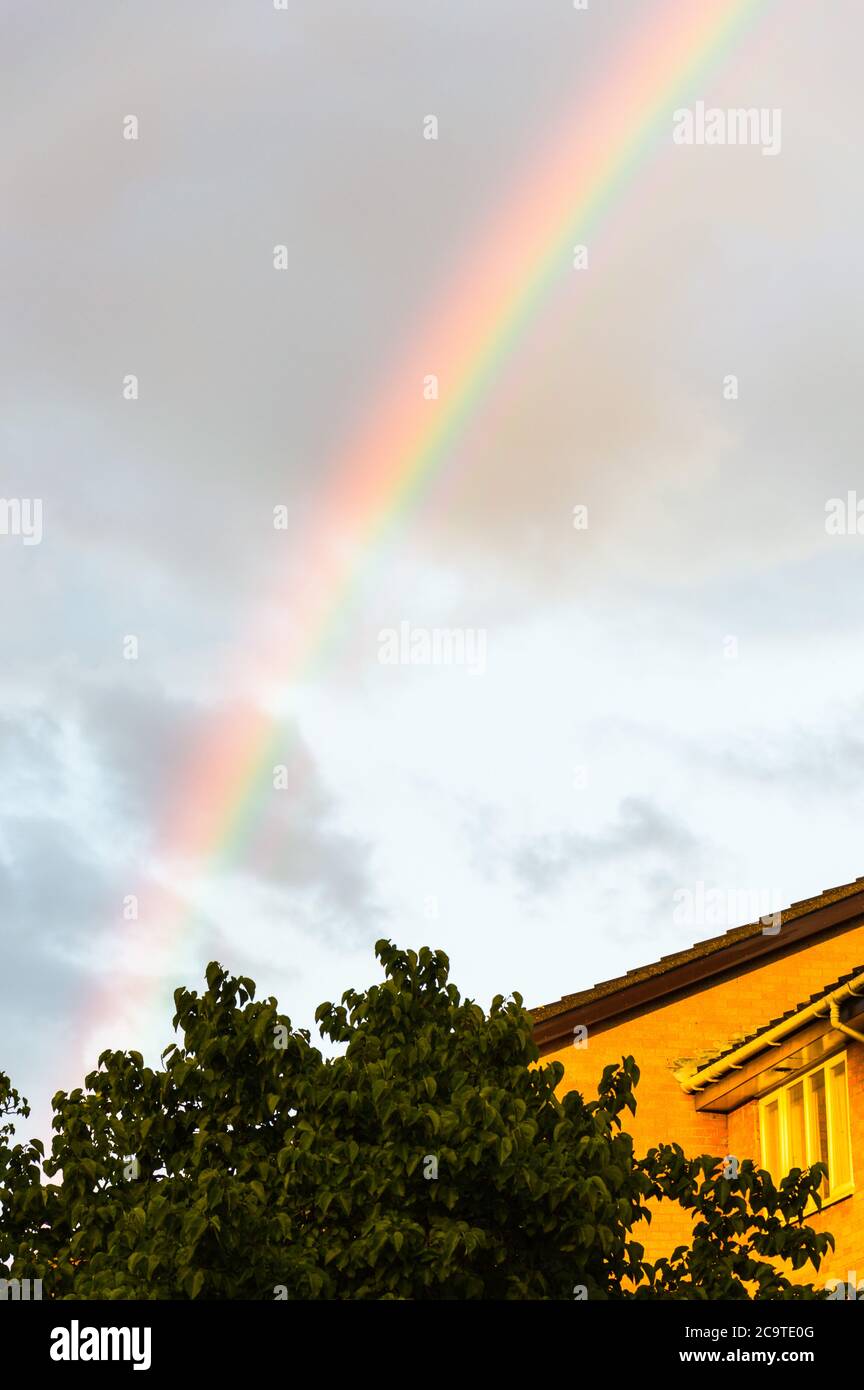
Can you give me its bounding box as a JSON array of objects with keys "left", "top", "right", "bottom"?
[{"left": 531, "top": 877, "right": 864, "bottom": 1290}]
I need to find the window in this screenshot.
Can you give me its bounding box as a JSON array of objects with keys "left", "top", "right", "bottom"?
[{"left": 758, "top": 1053, "right": 853, "bottom": 1204}]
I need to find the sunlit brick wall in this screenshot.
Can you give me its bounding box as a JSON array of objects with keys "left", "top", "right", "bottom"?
[{"left": 541, "top": 921, "right": 864, "bottom": 1275}]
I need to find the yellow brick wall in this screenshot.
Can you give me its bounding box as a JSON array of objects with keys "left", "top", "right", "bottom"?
[{"left": 542, "top": 922, "right": 864, "bottom": 1286}]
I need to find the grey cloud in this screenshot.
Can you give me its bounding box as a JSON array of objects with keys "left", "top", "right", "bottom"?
[
  {"left": 9, "top": 0, "right": 861, "bottom": 623},
  {"left": 0, "top": 809, "right": 130, "bottom": 1125},
  {"left": 0, "top": 0, "right": 606, "bottom": 612},
  {"left": 465, "top": 795, "right": 702, "bottom": 901},
  {"left": 0, "top": 816, "right": 125, "bottom": 945},
  {"left": 0, "top": 709, "right": 146, "bottom": 1012},
  {"left": 76, "top": 679, "right": 379, "bottom": 926},
  {"left": 510, "top": 797, "right": 700, "bottom": 897},
  {"left": 699, "top": 713, "right": 864, "bottom": 795},
  {"left": 0, "top": 710, "right": 65, "bottom": 802}
]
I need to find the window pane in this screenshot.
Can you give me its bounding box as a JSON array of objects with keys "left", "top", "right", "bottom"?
[
  {"left": 762, "top": 1099, "right": 781, "bottom": 1178},
  {"left": 788, "top": 1082, "right": 807, "bottom": 1169},
  {"left": 829, "top": 1061, "right": 852, "bottom": 1191},
  {"left": 807, "top": 1069, "right": 830, "bottom": 1195}
]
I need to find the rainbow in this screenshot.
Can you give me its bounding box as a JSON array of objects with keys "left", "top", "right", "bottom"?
[{"left": 76, "top": 0, "right": 772, "bottom": 1064}]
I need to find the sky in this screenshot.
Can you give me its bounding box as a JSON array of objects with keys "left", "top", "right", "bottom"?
[{"left": 2, "top": 0, "right": 864, "bottom": 1144}]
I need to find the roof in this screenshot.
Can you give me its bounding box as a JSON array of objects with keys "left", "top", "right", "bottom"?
[
  {"left": 531, "top": 875, "right": 864, "bottom": 1049},
  {"left": 689, "top": 962, "right": 864, "bottom": 1073}
]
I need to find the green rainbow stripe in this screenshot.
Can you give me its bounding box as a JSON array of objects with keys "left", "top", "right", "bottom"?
[{"left": 78, "top": 0, "right": 774, "bottom": 1054}]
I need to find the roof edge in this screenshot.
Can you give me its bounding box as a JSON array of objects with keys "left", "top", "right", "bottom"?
[
  {"left": 532, "top": 884, "right": 864, "bottom": 1051},
  {"left": 677, "top": 968, "right": 864, "bottom": 1093}
]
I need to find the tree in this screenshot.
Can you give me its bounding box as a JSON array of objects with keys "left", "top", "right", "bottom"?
[{"left": 0, "top": 941, "right": 833, "bottom": 1299}]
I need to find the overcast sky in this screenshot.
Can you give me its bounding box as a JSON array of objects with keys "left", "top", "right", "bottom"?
[{"left": 3, "top": 0, "right": 864, "bottom": 1142}]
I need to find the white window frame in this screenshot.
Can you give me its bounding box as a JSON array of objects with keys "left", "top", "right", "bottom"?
[{"left": 758, "top": 1050, "right": 854, "bottom": 1206}]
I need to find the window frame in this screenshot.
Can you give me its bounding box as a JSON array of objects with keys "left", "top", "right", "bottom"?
[{"left": 757, "top": 1050, "right": 854, "bottom": 1207}]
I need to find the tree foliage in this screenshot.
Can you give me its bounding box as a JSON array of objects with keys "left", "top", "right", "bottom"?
[{"left": 0, "top": 942, "right": 833, "bottom": 1298}]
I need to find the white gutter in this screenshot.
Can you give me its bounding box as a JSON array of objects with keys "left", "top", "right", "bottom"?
[
  {"left": 679, "top": 969, "right": 864, "bottom": 1094},
  {"left": 829, "top": 998, "right": 864, "bottom": 1046}
]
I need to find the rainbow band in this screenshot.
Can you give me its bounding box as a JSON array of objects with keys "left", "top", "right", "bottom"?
[{"left": 79, "top": 0, "right": 772, "bottom": 1060}]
